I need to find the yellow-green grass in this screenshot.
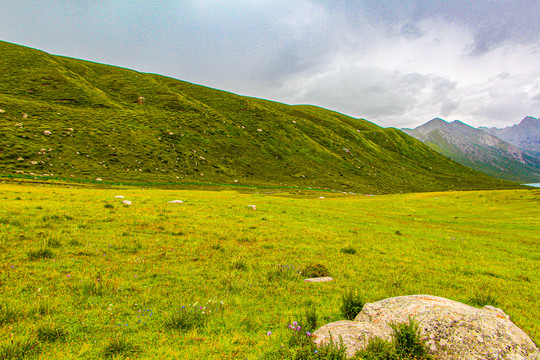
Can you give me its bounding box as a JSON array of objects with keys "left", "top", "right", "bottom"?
[{"left": 0, "top": 183, "right": 538, "bottom": 359}]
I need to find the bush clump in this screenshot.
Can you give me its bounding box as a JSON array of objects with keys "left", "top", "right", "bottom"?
[
  {"left": 391, "top": 318, "right": 431, "bottom": 359},
  {"left": 37, "top": 324, "right": 68, "bottom": 342},
  {"left": 27, "top": 248, "right": 54, "bottom": 260},
  {"left": 340, "top": 246, "right": 357, "bottom": 255},
  {"left": 340, "top": 291, "right": 364, "bottom": 320},
  {"left": 356, "top": 318, "right": 432, "bottom": 360},
  {"left": 0, "top": 337, "right": 40, "bottom": 359},
  {"left": 102, "top": 335, "right": 139, "bottom": 358},
  {"left": 301, "top": 263, "right": 330, "bottom": 278}
]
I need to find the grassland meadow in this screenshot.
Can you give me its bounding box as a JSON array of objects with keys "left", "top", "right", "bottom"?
[{"left": 0, "top": 182, "right": 538, "bottom": 359}]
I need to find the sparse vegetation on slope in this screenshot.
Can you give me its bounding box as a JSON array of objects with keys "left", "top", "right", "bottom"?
[{"left": 0, "top": 40, "right": 521, "bottom": 193}]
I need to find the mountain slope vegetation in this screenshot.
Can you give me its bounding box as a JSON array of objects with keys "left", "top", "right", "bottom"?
[
  {"left": 0, "top": 41, "right": 519, "bottom": 193},
  {"left": 403, "top": 118, "right": 540, "bottom": 183}
]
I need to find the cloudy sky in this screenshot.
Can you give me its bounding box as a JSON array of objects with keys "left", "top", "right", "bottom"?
[{"left": 2, "top": 0, "right": 539, "bottom": 128}]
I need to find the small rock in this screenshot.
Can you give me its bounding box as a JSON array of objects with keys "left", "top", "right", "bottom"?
[
  {"left": 313, "top": 321, "right": 389, "bottom": 356},
  {"left": 304, "top": 277, "right": 333, "bottom": 282}
]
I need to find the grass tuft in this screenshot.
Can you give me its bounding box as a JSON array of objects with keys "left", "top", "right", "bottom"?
[
  {"left": 231, "top": 259, "right": 247, "bottom": 271},
  {"left": 102, "top": 335, "right": 139, "bottom": 358},
  {"left": 0, "top": 303, "right": 19, "bottom": 325},
  {"left": 391, "top": 318, "right": 432, "bottom": 359},
  {"left": 0, "top": 337, "right": 40, "bottom": 359},
  {"left": 301, "top": 263, "right": 329, "bottom": 278},
  {"left": 355, "top": 337, "right": 395, "bottom": 359},
  {"left": 78, "top": 278, "right": 113, "bottom": 296},
  {"left": 27, "top": 248, "right": 54, "bottom": 260},
  {"left": 468, "top": 292, "right": 499, "bottom": 307},
  {"left": 164, "top": 306, "right": 207, "bottom": 331},
  {"left": 37, "top": 324, "right": 67, "bottom": 342},
  {"left": 340, "top": 290, "right": 364, "bottom": 320},
  {"left": 340, "top": 245, "right": 357, "bottom": 255},
  {"left": 46, "top": 238, "right": 62, "bottom": 248}
]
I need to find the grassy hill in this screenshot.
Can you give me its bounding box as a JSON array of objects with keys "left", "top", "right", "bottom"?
[{"left": 0, "top": 41, "right": 520, "bottom": 193}]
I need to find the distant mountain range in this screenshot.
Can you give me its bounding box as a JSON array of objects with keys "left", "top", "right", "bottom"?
[
  {"left": 402, "top": 117, "right": 540, "bottom": 183},
  {"left": 0, "top": 40, "right": 520, "bottom": 193},
  {"left": 479, "top": 116, "right": 540, "bottom": 159}
]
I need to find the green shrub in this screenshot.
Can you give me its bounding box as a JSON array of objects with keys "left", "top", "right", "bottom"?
[
  {"left": 468, "top": 292, "right": 498, "bottom": 307},
  {"left": 293, "top": 336, "right": 347, "bottom": 359},
  {"left": 37, "top": 324, "right": 67, "bottom": 342},
  {"left": 78, "top": 278, "right": 112, "bottom": 296},
  {"left": 303, "top": 306, "right": 318, "bottom": 333},
  {"left": 302, "top": 263, "right": 329, "bottom": 278},
  {"left": 211, "top": 243, "right": 224, "bottom": 251},
  {"left": 46, "top": 238, "right": 62, "bottom": 248},
  {"left": 355, "top": 337, "right": 396, "bottom": 359},
  {"left": 340, "top": 291, "right": 364, "bottom": 320},
  {"left": 0, "top": 303, "right": 19, "bottom": 324},
  {"left": 27, "top": 248, "right": 54, "bottom": 260},
  {"left": 31, "top": 298, "right": 53, "bottom": 317},
  {"left": 0, "top": 337, "right": 40, "bottom": 359},
  {"left": 391, "top": 318, "right": 431, "bottom": 359},
  {"left": 231, "top": 259, "right": 247, "bottom": 271},
  {"left": 102, "top": 335, "right": 139, "bottom": 358},
  {"left": 340, "top": 246, "right": 357, "bottom": 255}
]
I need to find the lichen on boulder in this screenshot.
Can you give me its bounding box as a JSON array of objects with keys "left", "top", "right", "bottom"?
[{"left": 313, "top": 295, "right": 539, "bottom": 359}]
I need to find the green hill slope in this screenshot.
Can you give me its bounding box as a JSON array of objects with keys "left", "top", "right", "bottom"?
[{"left": 0, "top": 41, "right": 520, "bottom": 193}]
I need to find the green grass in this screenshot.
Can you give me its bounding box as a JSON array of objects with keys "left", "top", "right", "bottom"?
[
  {"left": 0, "top": 183, "right": 538, "bottom": 359},
  {"left": 0, "top": 40, "right": 523, "bottom": 194}
]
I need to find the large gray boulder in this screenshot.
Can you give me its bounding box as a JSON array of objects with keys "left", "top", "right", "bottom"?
[{"left": 313, "top": 295, "right": 539, "bottom": 359}]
